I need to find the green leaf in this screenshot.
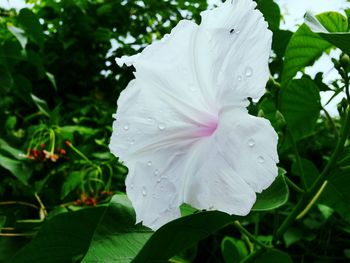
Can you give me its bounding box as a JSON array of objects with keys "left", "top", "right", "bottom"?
[
  {"left": 11, "top": 207, "right": 106, "bottom": 263},
  {"left": 17, "top": 9, "right": 44, "bottom": 48},
  {"left": 256, "top": 0, "right": 280, "bottom": 31},
  {"left": 281, "top": 11, "right": 348, "bottom": 86},
  {"left": 305, "top": 12, "right": 350, "bottom": 55},
  {"left": 281, "top": 24, "right": 330, "bottom": 86},
  {"left": 0, "top": 65, "right": 13, "bottom": 90},
  {"left": 252, "top": 168, "right": 289, "bottom": 211},
  {"left": 252, "top": 249, "right": 293, "bottom": 263},
  {"left": 82, "top": 195, "right": 152, "bottom": 263},
  {"left": 0, "top": 138, "right": 24, "bottom": 159},
  {"left": 221, "top": 237, "right": 248, "bottom": 263},
  {"left": 61, "top": 171, "right": 84, "bottom": 199},
  {"left": 7, "top": 25, "right": 28, "bottom": 49},
  {"left": 291, "top": 158, "right": 319, "bottom": 189},
  {"left": 30, "top": 94, "right": 51, "bottom": 117},
  {"left": 319, "top": 170, "right": 350, "bottom": 224},
  {"left": 45, "top": 72, "right": 57, "bottom": 91},
  {"left": 133, "top": 211, "right": 236, "bottom": 263},
  {"left": 0, "top": 155, "right": 32, "bottom": 185},
  {"left": 279, "top": 76, "right": 321, "bottom": 140}
]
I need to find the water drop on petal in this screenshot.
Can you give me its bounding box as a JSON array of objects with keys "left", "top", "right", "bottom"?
[
  {"left": 147, "top": 161, "right": 152, "bottom": 166},
  {"left": 258, "top": 156, "right": 265, "bottom": 163},
  {"left": 123, "top": 124, "right": 129, "bottom": 130},
  {"left": 158, "top": 123, "right": 166, "bottom": 131},
  {"left": 245, "top": 66, "right": 253, "bottom": 77},
  {"left": 142, "top": 186, "right": 147, "bottom": 196},
  {"left": 248, "top": 138, "right": 255, "bottom": 147},
  {"left": 237, "top": 75, "right": 242, "bottom": 82},
  {"left": 154, "top": 169, "right": 159, "bottom": 176}
]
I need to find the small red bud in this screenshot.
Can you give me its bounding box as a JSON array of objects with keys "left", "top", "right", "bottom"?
[{"left": 65, "top": 140, "right": 72, "bottom": 147}]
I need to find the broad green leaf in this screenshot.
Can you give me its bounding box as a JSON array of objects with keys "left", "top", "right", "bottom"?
[
  {"left": 0, "top": 138, "right": 24, "bottom": 159},
  {"left": 291, "top": 158, "right": 319, "bottom": 189},
  {"left": 221, "top": 237, "right": 248, "bottom": 263},
  {"left": 256, "top": 0, "right": 280, "bottom": 31},
  {"left": 319, "top": 170, "right": 350, "bottom": 224},
  {"left": 82, "top": 195, "right": 152, "bottom": 263},
  {"left": 11, "top": 207, "right": 106, "bottom": 263},
  {"left": 279, "top": 76, "right": 321, "bottom": 140},
  {"left": 252, "top": 168, "right": 289, "bottom": 211},
  {"left": 17, "top": 9, "right": 44, "bottom": 48},
  {"left": 272, "top": 29, "right": 293, "bottom": 57},
  {"left": 305, "top": 12, "right": 350, "bottom": 55},
  {"left": 0, "top": 65, "right": 13, "bottom": 90},
  {"left": 61, "top": 171, "right": 85, "bottom": 199},
  {"left": 0, "top": 155, "right": 32, "bottom": 185},
  {"left": 252, "top": 249, "right": 293, "bottom": 263},
  {"left": 281, "top": 12, "right": 348, "bottom": 86},
  {"left": 7, "top": 25, "right": 28, "bottom": 49},
  {"left": 133, "top": 211, "right": 237, "bottom": 263},
  {"left": 30, "top": 94, "right": 51, "bottom": 117}
]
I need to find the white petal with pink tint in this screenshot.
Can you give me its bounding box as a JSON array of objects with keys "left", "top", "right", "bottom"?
[{"left": 110, "top": 0, "right": 278, "bottom": 230}]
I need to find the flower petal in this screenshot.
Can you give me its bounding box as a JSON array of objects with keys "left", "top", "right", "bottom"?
[
  {"left": 194, "top": 0, "right": 272, "bottom": 105},
  {"left": 216, "top": 107, "right": 279, "bottom": 193}
]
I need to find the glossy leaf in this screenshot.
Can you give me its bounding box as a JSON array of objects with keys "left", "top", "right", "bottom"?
[
  {"left": 31, "top": 94, "right": 51, "bottom": 117},
  {"left": 281, "top": 12, "right": 348, "bottom": 86},
  {"left": 0, "top": 155, "right": 32, "bottom": 185},
  {"left": 305, "top": 12, "right": 350, "bottom": 55},
  {"left": 7, "top": 25, "right": 28, "bottom": 49},
  {"left": 279, "top": 76, "right": 321, "bottom": 140},
  {"left": 256, "top": 0, "right": 280, "bottom": 31},
  {"left": 221, "top": 237, "right": 248, "bottom": 263},
  {"left": 17, "top": 9, "right": 44, "bottom": 48},
  {"left": 11, "top": 207, "right": 106, "bottom": 263},
  {"left": 82, "top": 195, "right": 152, "bottom": 263},
  {"left": 133, "top": 211, "right": 237, "bottom": 263},
  {"left": 252, "top": 168, "right": 289, "bottom": 211}
]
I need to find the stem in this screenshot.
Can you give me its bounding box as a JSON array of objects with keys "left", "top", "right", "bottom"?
[
  {"left": 289, "top": 131, "right": 307, "bottom": 190},
  {"left": 34, "top": 193, "right": 47, "bottom": 218},
  {"left": 284, "top": 176, "right": 305, "bottom": 194},
  {"left": 234, "top": 221, "right": 270, "bottom": 249},
  {"left": 296, "top": 180, "right": 328, "bottom": 220},
  {"left": 67, "top": 143, "right": 91, "bottom": 163},
  {"left": 240, "top": 248, "right": 265, "bottom": 263},
  {"left": 276, "top": 106, "right": 350, "bottom": 240},
  {"left": 0, "top": 201, "right": 39, "bottom": 210},
  {"left": 322, "top": 107, "right": 339, "bottom": 137}
]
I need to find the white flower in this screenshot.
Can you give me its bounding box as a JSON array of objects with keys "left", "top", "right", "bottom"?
[{"left": 110, "top": 0, "right": 278, "bottom": 230}]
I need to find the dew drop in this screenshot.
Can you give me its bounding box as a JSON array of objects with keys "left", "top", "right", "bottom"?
[
  {"left": 147, "top": 117, "right": 154, "bottom": 123},
  {"left": 123, "top": 124, "right": 129, "bottom": 130},
  {"left": 258, "top": 156, "right": 265, "bottom": 163},
  {"left": 158, "top": 123, "right": 166, "bottom": 131},
  {"left": 129, "top": 138, "right": 135, "bottom": 145},
  {"left": 156, "top": 178, "right": 161, "bottom": 183},
  {"left": 142, "top": 186, "right": 147, "bottom": 196},
  {"left": 245, "top": 66, "right": 253, "bottom": 77},
  {"left": 248, "top": 138, "right": 255, "bottom": 147},
  {"left": 147, "top": 161, "right": 152, "bottom": 166},
  {"left": 154, "top": 169, "right": 159, "bottom": 176},
  {"left": 237, "top": 75, "right": 242, "bottom": 82},
  {"left": 130, "top": 183, "right": 134, "bottom": 189}
]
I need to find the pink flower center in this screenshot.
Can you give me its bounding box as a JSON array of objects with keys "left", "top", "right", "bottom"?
[{"left": 194, "top": 118, "right": 218, "bottom": 137}]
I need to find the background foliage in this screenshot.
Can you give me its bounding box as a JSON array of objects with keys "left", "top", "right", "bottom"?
[{"left": 0, "top": 0, "right": 350, "bottom": 262}]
